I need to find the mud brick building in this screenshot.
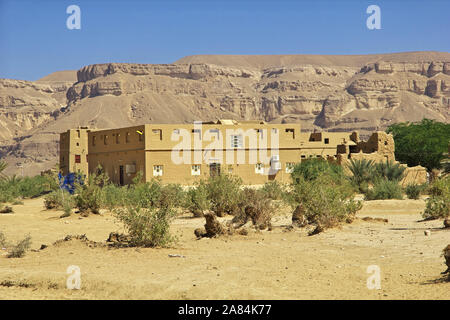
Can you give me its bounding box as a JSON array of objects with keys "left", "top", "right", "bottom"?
[{"left": 59, "top": 119, "right": 426, "bottom": 185}]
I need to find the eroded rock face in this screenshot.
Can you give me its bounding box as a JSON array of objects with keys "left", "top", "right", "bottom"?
[
  {"left": 0, "top": 53, "right": 449, "bottom": 176},
  {"left": 67, "top": 60, "right": 450, "bottom": 134}
]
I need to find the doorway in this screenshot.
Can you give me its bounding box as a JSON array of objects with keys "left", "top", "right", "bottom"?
[
  {"left": 119, "top": 165, "right": 124, "bottom": 186},
  {"left": 209, "top": 163, "right": 221, "bottom": 177}
]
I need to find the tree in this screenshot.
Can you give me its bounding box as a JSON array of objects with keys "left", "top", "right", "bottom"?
[
  {"left": 347, "top": 159, "right": 375, "bottom": 192},
  {"left": 386, "top": 119, "right": 450, "bottom": 171}
]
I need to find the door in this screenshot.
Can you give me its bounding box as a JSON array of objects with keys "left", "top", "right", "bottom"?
[
  {"left": 209, "top": 163, "right": 221, "bottom": 177},
  {"left": 119, "top": 165, "right": 124, "bottom": 186}
]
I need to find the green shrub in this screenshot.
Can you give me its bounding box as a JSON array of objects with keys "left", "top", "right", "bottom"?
[
  {"left": 365, "top": 180, "right": 403, "bottom": 200},
  {"left": 422, "top": 176, "right": 450, "bottom": 220},
  {"left": 287, "top": 174, "right": 361, "bottom": 233},
  {"left": 428, "top": 176, "right": 450, "bottom": 197},
  {"left": 159, "top": 184, "right": 185, "bottom": 209},
  {"left": 44, "top": 190, "right": 74, "bottom": 210},
  {"left": 126, "top": 179, "right": 162, "bottom": 209},
  {"left": 405, "top": 184, "right": 423, "bottom": 200},
  {"left": 206, "top": 174, "right": 243, "bottom": 217},
  {"left": 7, "top": 235, "right": 32, "bottom": 258},
  {"left": 74, "top": 176, "right": 104, "bottom": 214},
  {"left": 102, "top": 184, "right": 127, "bottom": 211},
  {"left": 347, "top": 159, "right": 375, "bottom": 193},
  {"left": 373, "top": 160, "right": 406, "bottom": 182},
  {"left": 0, "top": 174, "right": 59, "bottom": 203},
  {"left": 423, "top": 196, "right": 449, "bottom": 220},
  {"left": 260, "top": 181, "right": 287, "bottom": 200},
  {"left": 291, "top": 159, "right": 346, "bottom": 185},
  {"left": 113, "top": 206, "right": 176, "bottom": 247},
  {"left": 184, "top": 181, "right": 210, "bottom": 217}
]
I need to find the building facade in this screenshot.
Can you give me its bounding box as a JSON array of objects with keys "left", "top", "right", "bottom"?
[{"left": 59, "top": 120, "right": 402, "bottom": 185}]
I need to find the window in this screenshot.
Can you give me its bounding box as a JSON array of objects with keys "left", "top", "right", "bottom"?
[
  {"left": 255, "top": 163, "right": 264, "bottom": 174},
  {"left": 255, "top": 129, "right": 263, "bottom": 139},
  {"left": 76, "top": 142, "right": 79, "bottom": 146},
  {"left": 75, "top": 155, "right": 81, "bottom": 163},
  {"left": 152, "top": 129, "right": 162, "bottom": 140},
  {"left": 191, "top": 164, "right": 201, "bottom": 176},
  {"left": 286, "top": 162, "right": 295, "bottom": 173},
  {"left": 230, "top": 135, "right": 243, "bottom": 148},
  {"left": 77, "top": 130, "right": 80, "bottom": 138},
  {"left": 285, "top": 128, "right": 295, "bottom": 139},
  {"left": 209, "top": 163, "right": 221, "bottom": 176},
  {"left": 92, "top": 136, "right": 96, "bottom": 146},
  {"left": 192, "top": 129, "right": 201, "bottom": 140},
  {"left": 126, "top": 164, "right": 136, "bottom": 174},
  {"left": 126, "top": 132, "right": 130, "bottom": 143},
  {"left": 209, "top": 129, "right": 220, "bottom": 139},
  {"left": 116, "top": 133, "right": 120, "bottom": 144},
  {"left": 153, "top": 165, "right": 163, "bottom": 176},
  {"left": 301, "top": 155, "right": 306, "bottom": 159},
  {"left": 324, "top": 138, "right": 329, "bottom": 144},
  {"left": 228, "top": 165, "right": 233, "bottom": 174},
  {"left": 103, "top": 135, "right": 108, "bottom": 145}
]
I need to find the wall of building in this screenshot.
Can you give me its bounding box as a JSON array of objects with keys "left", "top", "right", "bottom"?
[
  {"left": 87, "top": 125, "right": 146, "bottom": 185},
  {"left": 59, "top": 128, "right": 89, "bottom": 176},
  {"left": 61, "top": 120, "right": 426, "bottom": 186}
]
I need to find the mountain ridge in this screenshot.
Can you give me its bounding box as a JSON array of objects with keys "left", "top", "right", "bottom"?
[{"left": 0, "top": 51, "right": 449, "bottom": 176}]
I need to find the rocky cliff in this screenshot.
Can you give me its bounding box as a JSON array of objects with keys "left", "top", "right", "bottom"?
[{"left": 0, "top": 52, "right": 449, "bottom": 176}]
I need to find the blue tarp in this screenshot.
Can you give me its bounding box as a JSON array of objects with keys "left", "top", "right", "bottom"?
[{"left": 58, "top": 172, "right": 84, "bottom": 194}]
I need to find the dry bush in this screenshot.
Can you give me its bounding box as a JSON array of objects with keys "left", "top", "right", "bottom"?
[
  {"left": 260, "top": 181, "right": 287, "bottom": 200},
  {"left": 7, "top": 235, "right": 32, "bottom": 258},
  {"left": 443, "top": 245, "right": 450, "bottom": 278},
  {"left": 0, "top": 206, "right": 13, "bottom": 214},
  {"left": 232, "top": 188, "right": 273, "bottom": 230},
  {"left": 0, "top": 232, "right": 7, "bottom": 248}
]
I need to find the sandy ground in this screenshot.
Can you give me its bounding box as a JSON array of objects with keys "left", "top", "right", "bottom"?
[{"left": 0, "top": 197, "right": 448, "bottom": 300}]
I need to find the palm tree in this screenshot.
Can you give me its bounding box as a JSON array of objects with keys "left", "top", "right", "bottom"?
[
  {"left": 374, "top": 160, "right": 406, "bottom": 182},
  {"left": 0, "top": 160, "right": 7, "bottom": 180},
  {"left": 347, "top": 159, "right": 374, "bottom": 192}
]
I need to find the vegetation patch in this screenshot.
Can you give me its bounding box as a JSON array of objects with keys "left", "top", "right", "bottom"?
[
  {"left": 365, "top": 179, "right": 404, "bottom": 200},
  {"left": 287, "top": 161, "right": 362, "bottom": 234},
  {"left": 387, "top": 119, "right": 450, "bottom": 171},
  {"left": 422, "top": 176, "right": 450, "bottom": 220},
  {"left": 0, "top": 232, "right": 32, "bottom": 258}
]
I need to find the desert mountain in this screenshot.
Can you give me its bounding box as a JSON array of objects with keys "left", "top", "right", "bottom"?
[{"left": 0, "top": 52, "right": 449, "bottom": 175}]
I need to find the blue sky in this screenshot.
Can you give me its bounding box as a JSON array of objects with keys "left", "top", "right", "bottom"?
[{"left": 1, "top": 0, "right": 449, "bottom": 81}]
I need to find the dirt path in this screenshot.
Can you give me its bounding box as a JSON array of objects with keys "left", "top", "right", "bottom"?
[{"left": 0, "top": 198, "right": 448, "bottom": 299}]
